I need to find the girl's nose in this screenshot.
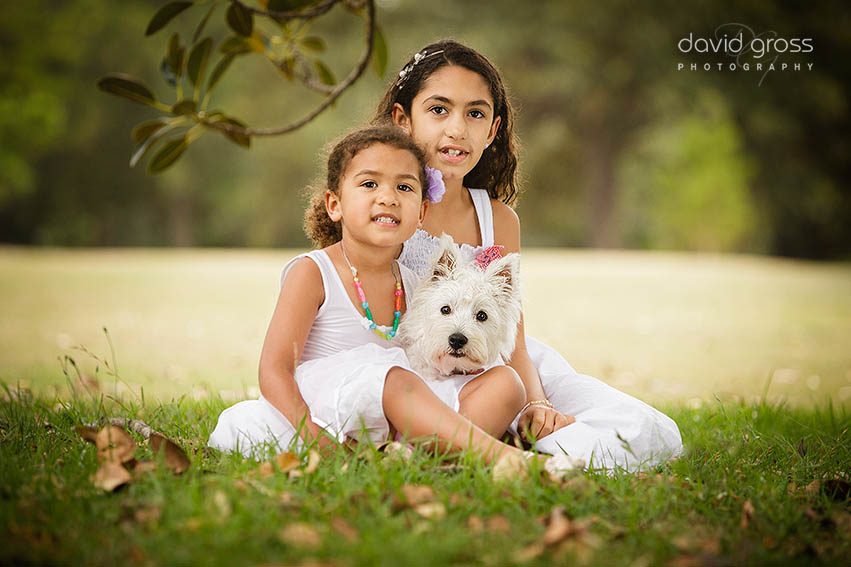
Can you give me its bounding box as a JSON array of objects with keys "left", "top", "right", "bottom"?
[
  {"left": 375, "top": 185, "right": 398, "bottom": 206},
  {"left": 444, "top": 111, "right": 467, "bottom": 139}
]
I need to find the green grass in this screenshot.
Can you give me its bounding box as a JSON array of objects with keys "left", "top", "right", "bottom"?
[{"left": 1, "top": 390, "right": 849, "bottom": 565}]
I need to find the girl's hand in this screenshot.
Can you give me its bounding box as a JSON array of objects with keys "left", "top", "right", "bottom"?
[{"left": 518, "top": 405, "right": 575, "bottom": 441}]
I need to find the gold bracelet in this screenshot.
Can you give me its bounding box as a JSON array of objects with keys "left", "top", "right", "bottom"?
[{"left": 520, "top": 399, "right": 553, "bottom": 414}]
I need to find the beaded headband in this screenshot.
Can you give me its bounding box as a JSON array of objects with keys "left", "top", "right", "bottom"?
[{"left": 395, "top": 49, "right": 445, "bottom": 90}]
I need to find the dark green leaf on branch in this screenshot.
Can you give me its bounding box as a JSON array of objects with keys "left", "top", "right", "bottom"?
[
  {"left": 145, "top": 1, "right": 193, "bottom": 36},
  {"left": 161, "top": 58, "right": 178, "bottom": 87},
  {"left": 268, "top": 0, "right": 317, "bottom": 12},
  {"left": 172, "top": 100, "right": 197, "bottom": 115},
  {"left": 130, "top": 120, "right": 184, "bottom": 168},
  {"left": 192, "top": 3, "right": 217, "bottom": 44},
  {"left": 372, "top": 25, "right": 388, "bottom": 78},
  {"left": 187, "top": 37, "right": 213, "bottom": 88},
  {"left": 219, "top": 35, "right": 251, "bottom": 55},
  {"left": 209, "top": 115, "right": 251, "bottom": 148},
  {"left": 207, "top": 53, "right": 236, "bottom": 92},
  {"left": 132, "top": 119, "right": 169, "bottom": 145},
  {"left": 226, "top": 2, "right": 253, "bottom": 37},
  {"left": 148, "top": 136, "right": 190, "bottom": 173},
  {"left": 301, "top": 36, "right": 326, "bottom": 53},
  {"left": 313, "top": 59, "right": 336, "bottom": 86},
  {"left": 97, "top": 74, "right": 157, "bottom": 106}
]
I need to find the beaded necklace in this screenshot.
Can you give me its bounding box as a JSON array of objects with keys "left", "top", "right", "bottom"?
[{"left": 341, "top": 241, "right": 402, "bottom": 341}]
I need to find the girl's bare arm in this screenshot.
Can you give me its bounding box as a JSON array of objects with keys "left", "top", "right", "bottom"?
[{"left": 258, "top": 257, "right": 332, "bottom": 446}]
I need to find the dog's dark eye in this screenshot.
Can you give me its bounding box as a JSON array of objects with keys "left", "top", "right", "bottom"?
[
  {"left": 476, "top": 311, "right": 488, "bottom": 322},
  {"left": 440, "top": 305, "right": 451, "bottom": 315}
]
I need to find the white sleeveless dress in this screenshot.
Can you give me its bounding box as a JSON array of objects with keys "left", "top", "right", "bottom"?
[
  {"left": 398, "top": 189, "right": 684, "bottom": 470},
  {"left": 208, "top": 250, "right": 420, "bottom": 457}
]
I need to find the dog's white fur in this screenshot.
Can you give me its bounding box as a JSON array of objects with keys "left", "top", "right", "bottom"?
[{"left": 399, "top": 234, "right": 522, "bottom": 381}]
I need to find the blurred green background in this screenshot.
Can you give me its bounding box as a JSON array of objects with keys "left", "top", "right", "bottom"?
[{"left": 1, "top": 0, "right": 848, "bottom": 256}]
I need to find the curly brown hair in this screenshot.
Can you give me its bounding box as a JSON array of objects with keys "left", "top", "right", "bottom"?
[
  {"left": 373, "top": 39, "right": 520, "bottom": 206},
  {"left": 303, "top": 125, "right": 428, "bottom": 249}
]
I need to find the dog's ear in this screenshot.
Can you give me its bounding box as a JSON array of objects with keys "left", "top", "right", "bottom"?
[
  {"left": 484, "top": 252, "right": 519, "bottom": 301},
  {"left": 431, "top": 233, "right": 460, "bottom": 281}
]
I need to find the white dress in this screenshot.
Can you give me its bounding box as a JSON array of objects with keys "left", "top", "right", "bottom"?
[
  {"left": 208, "top": 250, "right": 420, "bottom": 458},
  {"left": 399, "top": 189, "right": 684, "bottom": 471}
]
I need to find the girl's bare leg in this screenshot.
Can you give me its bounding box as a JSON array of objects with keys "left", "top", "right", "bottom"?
[
  {"left": 382, "top": 367, "right": 526, "bottom": 464},
  {"left": 457, "top": 366, "right": 526, "bottom": 438}
]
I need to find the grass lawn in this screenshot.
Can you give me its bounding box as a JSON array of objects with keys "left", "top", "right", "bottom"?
[
  {"left": 1, "top": 393, "right": 848, "bottom": 565},
  {"left": 1, "top": 247, "right": 849, "bottom": 564}
]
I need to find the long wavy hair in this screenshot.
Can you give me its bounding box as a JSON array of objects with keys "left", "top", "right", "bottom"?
[
  {"left": 303, "top": 125, "right": 428, "bottom": 249},
  {"left": 373, "top": 39, "right": 520, "bottom": 206}
]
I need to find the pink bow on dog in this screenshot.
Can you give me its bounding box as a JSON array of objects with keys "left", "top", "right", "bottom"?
[{"left": 474, "top": 245, "right": 504, "bottom": 269}]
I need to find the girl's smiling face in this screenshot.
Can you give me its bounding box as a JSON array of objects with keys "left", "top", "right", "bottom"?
[
  {"left": 326, "top": 143, "right": 427, "bottom": 248},
  {"left": 393, "top": 65, "right": 501, "bottom": 184}
]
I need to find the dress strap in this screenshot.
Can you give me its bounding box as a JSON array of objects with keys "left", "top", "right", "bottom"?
[{"left": 468, "top": 188, "right": 494, "bottom": 247}]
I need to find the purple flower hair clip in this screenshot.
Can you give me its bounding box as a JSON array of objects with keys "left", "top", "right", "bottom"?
[{"left": 425, "top": 166, "right": 445, "bottom": 203}]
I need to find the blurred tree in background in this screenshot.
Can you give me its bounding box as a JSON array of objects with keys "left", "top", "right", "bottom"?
[{"left": 0, "top": 0, "right": 847, "bottom": 257}]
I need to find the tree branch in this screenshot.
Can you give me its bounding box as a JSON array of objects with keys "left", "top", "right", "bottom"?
[{"left": 208, "top": 0, "right": 375, "bottom": 137}]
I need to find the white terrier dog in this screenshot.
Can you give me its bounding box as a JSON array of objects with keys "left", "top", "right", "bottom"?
[{"left": 399, "top": 234, "right": 522, "bottom": 382}]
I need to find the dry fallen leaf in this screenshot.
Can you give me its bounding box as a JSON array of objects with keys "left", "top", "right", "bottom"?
[
  {"left": 275, "top": 452, "right": 300, "bottom": 473},
  {"left": 92, "top": 461, "right": 132, "bottom": 492},
  {"left": 280, "top": 523, "right": 322, "bottom": 550},
  {"left": 381, "top": 441, "right": 413, "bottom": 460},
  {"left": 486, "top": 515, "right": 512, "bottom": 534},
  {"left": 213, "top": 490, "right": 231, "bottom": 519},
  {"left": 96, "top": 425, "right": 136, "bottom": 464},
  {"left": 740, "top": 500, "right": 755, "bottom": 529},
  {"left": 132, "top": 460, "right": 158, "bottom": 475},
  {"left": 542, "top": 506, "right": 572, "bottom": 546},
  {"left": 331, "top": 517, "right": 358, "bottom": 543},
  {"left": 304, "top": 449, "right": 320, "bottom": 474},
  {"left": 75, "top": 425, "right": 99, "bottom": 444},
  {"left": 514, "top": 543, "right": 545, "bottom": 563},
  {"left": 258, "top": 461, "right": 275, "bottom": 479},
  {"left": 399, "top": 484, "right": 434, "bottom": 507},
  {"left": 414, "top": 502, "right": 446, "bottom": 520},
  {"left": 467, "top": 515, "right": 484, "bottom": 534},
  {"left": 149, "top": 433, "right": 190, "bottom": 474},
  {"left": 493, "top": 452, "right": 528, "bottom": 482}
]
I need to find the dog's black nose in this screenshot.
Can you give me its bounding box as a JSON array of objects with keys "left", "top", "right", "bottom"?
[{"left": 448, "top": 333, "right": 468, "bottom": 350}]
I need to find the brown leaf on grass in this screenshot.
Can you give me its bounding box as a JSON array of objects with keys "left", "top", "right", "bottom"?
[
  {"left": 487, "top": 515, "right": 512, "bottom": 534},
  {"left": 331, "top": 517, "right": 358, "bottom": 543},
  {"left": 96, "top": 425, "right": 136, "bottom": 464},
  {"left": 149, "top": 433, "right": 190, "bottom": 474},
  {"left": 398, "top": 484, "right": 434, "bottom": 507},
  {"left": 280, "top": 523, "right": 321, "bottom": 550},
  {"left": 76, "top": 425, "right": 99, "bottom": 443},
  {"left": 414, "top": 502, "right": 446, "bottom": 520},
  {"left": 380, "top": 441, "right": 413, "bottom": 460},
  {"left": 213, "top": 490, "right": 231, "bottom": 518},
  {"left": 467, "top": 515, "right": 484, "bottom": 534},
  {"left": 132, "top": 459, "right": 158, "bottom": 475},
  {"left": 740, "top": 500, "right": 755, "bottom": 529},
  {"left": 304, "top": 449, "right": 320, "bottom": 474},
  {"left": 513, "top": 543, "right": 545, "bottom": 563},
  {"left": 542, "top": 506, "right": 572, "bottom": 546},
  {"left": 493, "top": 452, "right": 528, "bottom": 481},
  {"left": 134, "top": 506, "right": 162, "bottom": 524},
  {"left": 258, "top": 461, "right": 275, "bottom": 479},
  {"left": 92, "top": 461, "right": 132, "bottom": 491},
  {"left": 275, "top": 452, "right": 300, "bottom": 472}
]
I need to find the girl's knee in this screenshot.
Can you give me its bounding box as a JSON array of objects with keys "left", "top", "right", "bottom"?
[{"left": 490, "top": 366, "right": 526, "bottom": 410}]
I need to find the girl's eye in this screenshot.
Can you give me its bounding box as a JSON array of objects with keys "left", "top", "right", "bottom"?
[
  {"left": 429, "top": 106, "right": 448, "bottom": 116},
  {"left": 469, "top": 109, "right": 485, "bottom": 119},
  {"left": 361, "top": 181, "right": 377, "bottom": 188},
  {"left": 397, "top": 184, "right": 414, "bottom": 192},
  {"left": 440, "top": 305, "right": 451, "bottom": 315},
  {"left": 476, "top": 311, "right": 488, "bottom": 322}
]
